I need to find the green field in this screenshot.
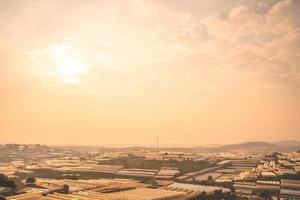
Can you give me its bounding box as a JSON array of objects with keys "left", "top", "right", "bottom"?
[{"left": 98, "top": 157, "right": 213, "bottom": 175}]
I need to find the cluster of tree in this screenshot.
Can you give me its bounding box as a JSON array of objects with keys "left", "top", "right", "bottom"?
[
  {"left": 59, "top": 185, "right": 69, "bottom": 194},
  {"left": 16, "top": 168, "right": 116, "bottom": 180},
  {"left": 0, "top": 174, "right": 17, "bottom": 190},
  {"left": 24, "top": 176, "right": 68, "bottom": 194},
  {"left": 191, "top": 190, "right": 235, "bottom": 200},
  {"left": 258, "top": 191, "right": 272, "bottom": 200},
  {"left": 98, "top": 157, "right": 213, "bottom": 174},
  {"left": 281, "top": 172, "right": 300, "bottom": 180},
  {"left": 25, "top": 177, "right": 36, "bottom": 184}
]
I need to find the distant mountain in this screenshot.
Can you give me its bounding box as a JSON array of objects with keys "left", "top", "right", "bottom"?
[
  {"left": 197, "top": 141, "right": 300, "bottom": 153},
  {"left": 219, "top": 141, "right": 276, "bottom": 151},
  {"left": 52, "top": 140, "right": 300, "bottom": 154},
  {"left": 273, "top": 140, "right": 300, "bottom": 147}
]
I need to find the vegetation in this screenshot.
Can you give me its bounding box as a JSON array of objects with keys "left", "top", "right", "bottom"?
[
  {"left": 98, "top": 157, "right": 213, "bottom": 174},
  {"left": 0, "top": 174, "right": 17, "bottom": 190},
  {"left": 207, "top": 175, "right": 213, "bottom": 182},
  {"left": 61, "top": 184, "right": 69, "bottom": 194},
  {"left": 57, "top": 184, "right": 69, "bottom": 194},
  {"left": 16, "top": 169, "right": 115, "bottom": 180},
  {"left": 191, "top": 189, "right": 236, "bottom": 200},
  {"left": 25, "top": 177, "right": 36, "bottom": 184},
  {"left": 198, "top": 191, "right": 207, "bottom": 199},
  {"left": 15, "top": 157, "right": 213, "bottom": 182},
  {"left": 259, "top": 191, "right": 272, "bottom": 200},
  {"left": 281, "top": 172, "right": 300, "bottom": 180}
]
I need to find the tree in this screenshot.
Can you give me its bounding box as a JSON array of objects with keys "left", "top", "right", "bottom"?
[
  {"left": 198, "top": 191, "right": 207, "bottom": 200},
  {"left": 149, "top": 179, "right": 159, "bottom": 188},
  {"left": 213, "top": 189, "right": 223, "bottom": 199},
  {"left": 3, "top": 180, "right": 16, "bottom": 189},
  {"left": 0, "top": 174, "right": 8, "bottom": 184},
  {"left": 0, "top": 174, "right": 17, "bottom": 190},
  {"left": 207, "top": 175, "right": 213, "bottom": 182},
  {"left": 61, "top": 184, "right": 69, "bottom": 194},
  {"left": 259, "top": 191, "right": 272, "bottom": 200},
  {"left": 25, "top": 177, "right": 36, "bottom": 184},
  {"left": 192, "top": 177, "right": 196, "bottom": 183}
]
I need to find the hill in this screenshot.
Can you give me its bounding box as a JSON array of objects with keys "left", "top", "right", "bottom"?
[{"left": 193, "top": 141, "right": 300, "bottom": 153}]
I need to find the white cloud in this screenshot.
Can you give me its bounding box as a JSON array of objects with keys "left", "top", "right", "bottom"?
[
  {"left": 169, "top": 0, "right": 300, "bottom": 86},
  {"left": 1, "top": 0, "right": 299, "bottom": 89}
]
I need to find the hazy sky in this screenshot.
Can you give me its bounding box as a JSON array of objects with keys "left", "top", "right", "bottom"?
[{"left": 0, "top": 0, "right": 299, "bottom": 146}]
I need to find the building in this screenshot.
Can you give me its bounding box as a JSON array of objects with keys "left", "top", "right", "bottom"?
[
  {"left": 255, "top": 180, "right": 280, "bottom": 196},
  {"left": 234, "top": 181, "right": 256, "bottom": 195},
  {"left": 109, "top": 188, "right": 186, "bottom": 200},
  {"left": 116, "top": 168, "right": 158, "bottom": 178},
  {"left": 155, "top": 167, "right": 180, "bottom": 179},
  {"left": 161, "top": 182, "right": 231, "bottom": 199},
  {"left": 7, "top": 188, "right": 186, "bottom": 200},
  {"left": 280, "top": 179, "right": 300, "bottom": 200}
]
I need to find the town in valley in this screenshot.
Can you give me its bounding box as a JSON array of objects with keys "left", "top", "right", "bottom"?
[{"left": 0, "top": 142, "right": 300, "bottom": 200}]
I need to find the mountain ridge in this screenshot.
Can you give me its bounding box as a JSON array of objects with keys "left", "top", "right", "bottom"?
[{"left": 4, "top": 140, "right": 299, "bottom": 154}]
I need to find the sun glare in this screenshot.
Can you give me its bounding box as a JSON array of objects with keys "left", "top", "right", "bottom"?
[{"left": 50, "top": 42, "right": 88, "bottom": 84}]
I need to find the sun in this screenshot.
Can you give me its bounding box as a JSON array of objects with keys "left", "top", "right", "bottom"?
[
  {"left": 57, "top": 56, "right": 87, "bottom": 84},
  {"left": 50, "top": 42, "right": 88, "bottom": 84}
]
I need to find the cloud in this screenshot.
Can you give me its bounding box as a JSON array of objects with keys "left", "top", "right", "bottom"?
[
  {"left": 176, "top": 0, "right": 300, "bottom": 85},
  {"left": 1, "top": 0, "right": 299, "bottom": 91}
]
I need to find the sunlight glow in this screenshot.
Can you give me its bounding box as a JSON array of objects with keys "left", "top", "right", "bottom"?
[{"left": 50, "top": 42, "right": 88, "bottom": 84}]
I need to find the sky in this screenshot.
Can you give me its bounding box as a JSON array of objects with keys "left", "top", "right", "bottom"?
[{"left": 0, "top": 0, "right": 299, "bottom": 146}]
